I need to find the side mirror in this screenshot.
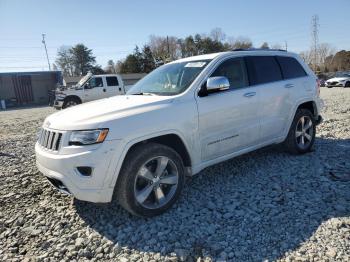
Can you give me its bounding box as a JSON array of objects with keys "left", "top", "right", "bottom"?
[
  {"left": 84, "top": 83, "right": 91, "bottom": 89},
  {"left": 206, "top": 76, "right": 230, "bottom": 92}
]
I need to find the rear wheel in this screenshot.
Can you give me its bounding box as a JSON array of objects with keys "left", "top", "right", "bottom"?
[
  {"left": 284, "top": 109, "right": 316, "bottom": 154},
  {"left": 114, "top": 143, "right": 185, "bottom": 217},
  {"left": 345, "top": 82, "right": 350, "bottom": 88}
]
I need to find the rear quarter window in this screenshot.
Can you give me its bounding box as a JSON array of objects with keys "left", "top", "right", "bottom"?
[
  {"left": 245, "top": 56, "right": 282, "bottom": 85},
  {"left": 106, "top": 76, "right": 119, "bottom": 86},
  {"left": 276, "top": 56, "right": 307, "bottom": 79}
]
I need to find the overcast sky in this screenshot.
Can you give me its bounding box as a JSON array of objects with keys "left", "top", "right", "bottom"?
[{"left": 0, "top": 0, "right": 349, "bottom": 72}]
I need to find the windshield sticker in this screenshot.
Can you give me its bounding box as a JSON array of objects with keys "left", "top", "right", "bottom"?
[{"left": 185, "top": 62, "right": 206, "bottom": 68}]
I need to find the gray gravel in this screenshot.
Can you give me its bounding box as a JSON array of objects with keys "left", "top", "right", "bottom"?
[{"left": 1, "top": 88, "right": 349, "bottom": 261}]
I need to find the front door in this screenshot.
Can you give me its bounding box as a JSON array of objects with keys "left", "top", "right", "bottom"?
[
  {"left": 83, "top": 76, "right": 104, "bottom": 102},
  {"left": 196, "top": 57, "right": 260, "bottom": 161}
]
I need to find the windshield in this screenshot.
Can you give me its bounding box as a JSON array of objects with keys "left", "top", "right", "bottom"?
[
  {"left": 335, "top": 72, "right": 350, "bottom": 78},
  {"left": 77, "top": 73, "right": 92, "bottom": 86},
  {"left": 127, "top": 60, "right": 211, "bottom": 96}
]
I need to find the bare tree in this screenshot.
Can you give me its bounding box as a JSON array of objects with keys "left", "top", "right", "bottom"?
[
  {"left": 228, "top": 36, "right": 253, "bottom": 49},
  {"left": 55, "top": 46, "right": 74, "bottom": 76},
  {"left": 318, "top": 43, "right": 336, "bottom": 66},
  {"left": 149, "top": 35, "right": 179, "bottom": 63},
  {"left": 105, "top": 59, "right": 116, "bottom": 73},
  {"left": 210, "top": 27, "right": 226, "bottom": 42},
  {"left": 300, "top": 50, "right": 313, "bottom": 66},
  {"left": 271, "top": 43, "right": 283, "bottom": 50}
]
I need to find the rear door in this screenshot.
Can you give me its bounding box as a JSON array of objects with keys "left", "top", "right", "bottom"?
[
  {"left": 196, "top": 57, "right": 261, "bottom": 161},
  {"left": 276, "top": 55, "right": 310, "bottom": 107},
  {"left": 105, "top": 76, "right": 123, "bottom": 97},
  {"left": 245, "top": 55, "right": 291, "bottom": 142}
]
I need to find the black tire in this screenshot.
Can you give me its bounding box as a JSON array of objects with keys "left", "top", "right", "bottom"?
[
  {"left": 114, "top": 143, "right": 185, "bottom": 217},
  {"left": 345, "top": 82, "right": 350, "bottom": 88},
  {"left": 62, "top": 97, "right": 80, "bottom": 109},
  {"left": 283, "top": 109, "right": 316, "bottom": 154},
  {"left": 327, "top": 86, "right": 333, "bottom": 88}
]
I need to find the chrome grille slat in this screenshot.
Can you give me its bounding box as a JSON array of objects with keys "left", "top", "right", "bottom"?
[
  {"left": 44, "top": 131, "right": 50, "bottom": 148},
  {"left": 52, "top": 133, "right": 59, "bottom": 150},
  {"left": 40, "top": 129, "right": 46, "bottom": 145},
  {"left": 38, "top": 128, "right": 63, "bottom": 151},
  {"left": 47, "top": 132, "right": 54, "bottom": 150}
]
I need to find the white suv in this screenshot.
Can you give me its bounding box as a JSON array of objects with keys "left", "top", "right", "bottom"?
[{"left": 36, "top": 49, "right": 323, "bottom": 217}]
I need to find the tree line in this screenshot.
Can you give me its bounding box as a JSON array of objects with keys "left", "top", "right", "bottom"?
[{"left": 54, "top": 28, "right": 350, "bottom": 76}]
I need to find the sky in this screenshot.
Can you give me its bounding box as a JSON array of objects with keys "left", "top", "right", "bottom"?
[{"left": 0, "top": 0, "right": 349, "bottom": 72}]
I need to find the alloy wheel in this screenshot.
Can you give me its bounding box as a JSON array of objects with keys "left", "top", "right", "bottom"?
[
  {"left": 134, "top": 156, "right": 179, "bottom": 209},
  {"left": 295, "top": 116, "right": 314, "bottom": 150}
]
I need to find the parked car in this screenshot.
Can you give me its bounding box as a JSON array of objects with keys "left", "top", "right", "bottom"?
[
  {"left": 36, "top": 49, "right": 323, "bottom": 217},
  {"left": 325, "top": 73, "right": 350, "bottom": 88},
  {"left": 53, "top": 73, "right": 132, "bottom": 109}
]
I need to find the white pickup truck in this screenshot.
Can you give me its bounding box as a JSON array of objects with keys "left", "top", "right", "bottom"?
[{"left": 54, "top": 73, "right": 132, "bottom": 109}]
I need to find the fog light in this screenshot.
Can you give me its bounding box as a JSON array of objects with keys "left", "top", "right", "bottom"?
[{"left": 76, "top": 166, "right": 92, "bottom": 176}]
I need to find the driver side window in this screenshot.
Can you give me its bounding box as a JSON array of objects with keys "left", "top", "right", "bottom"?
[
  {"left": 86, "top": 77, "right": 103, "bottom": 88},
  {"left": 211, "top": 58, "right": 248, "bottom": 89}
]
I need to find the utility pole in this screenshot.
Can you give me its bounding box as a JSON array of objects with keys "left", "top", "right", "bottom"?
[
  {"left": 284, "top": 41, "right": 288, "bottom": 51},
  {"left": 311, "top": 15, "right": 319, "bottom": 72},
  {"left": 42, "top": 34, "right": 51, "bottom": 71},
  {"left": 166, "top": 36, "right": 170, "bottom": 61}
]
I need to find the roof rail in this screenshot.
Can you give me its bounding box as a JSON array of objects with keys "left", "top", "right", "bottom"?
[{"left": 232, "top": 48, "right": 287, "bottom": 52}]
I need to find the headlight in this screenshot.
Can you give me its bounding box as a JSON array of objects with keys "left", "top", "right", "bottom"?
[
  {"left": 69, "top": 129, "right": 109, "bottom": 145},
  {"left": 55, "top": 94, "right": 66, "bottom": 100}
]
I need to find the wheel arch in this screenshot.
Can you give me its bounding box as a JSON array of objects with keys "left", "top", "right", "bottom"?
[
  {"left": 283, "top": 99, "right": 318, "bottom": 141},
  {"left": 106, "top": 131, "right": 193, "bottom": 194},
  {"left": 64, "top": 95, "right": 82, "bottom": 104}
]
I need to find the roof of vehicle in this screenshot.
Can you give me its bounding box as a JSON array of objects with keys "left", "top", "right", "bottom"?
[
  {"left": 172, "top": 49, "right": 298, "bottom": 64},
  {"left": 91, "top": 74, "right": 120, "bottom": 77}
]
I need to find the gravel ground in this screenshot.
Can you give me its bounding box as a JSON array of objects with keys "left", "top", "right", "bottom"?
[{"left": 0, "top": 88, "right": 349, "bottom": 262}]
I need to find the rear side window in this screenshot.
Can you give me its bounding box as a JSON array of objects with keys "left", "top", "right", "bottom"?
[
  {"left": 246, "top": 56, "right": 282, "bottom": 85},
  {"left": 276, "top": 56, "right": 307, "bottom": 79},
  {"left": 211, "top": 57, "right": 249, "bottom": 89},
  {"left": 106, "top": 76, "right": 119, "bottom": 86}
]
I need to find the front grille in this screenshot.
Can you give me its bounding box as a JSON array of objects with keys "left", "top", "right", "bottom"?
[
  {"left": 38, "top": 129, "right": 62, "bottom": 151},
  {"left": 329, "top": 81, "right": 338, "bottom": 85}
]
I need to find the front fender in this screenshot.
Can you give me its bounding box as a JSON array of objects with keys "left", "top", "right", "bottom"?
[{"left": 102, "top": 129, "right": 192, "bottom": 191}]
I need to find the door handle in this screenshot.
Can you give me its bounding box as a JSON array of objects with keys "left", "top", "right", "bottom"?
[
  {"left": 119, "top": 87, "right": 122, "bottom": 91},
  {"left": 243, "top": 92, "right": 256, "bottom": 97},
  {"left": 103, "top": 88, "right": 106, "bottom": 92},
  {"left": 284, "top": 83, "right": 294, "bottom": 88}
]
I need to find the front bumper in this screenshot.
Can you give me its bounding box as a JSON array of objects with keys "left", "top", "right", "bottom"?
[
  {"left": 35, "top": 139, "right": 121, "bottom": 203},
  {"left": 315, "top": 115, "right": 323, "bottom": 125},
  {"left": 53, "top": 100, "right": 64, "bottom": 109},
  {"left": 325, "top": 82, "right": 344, "bottom": 87}
]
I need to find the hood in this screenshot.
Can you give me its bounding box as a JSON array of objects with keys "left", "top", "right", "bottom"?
[
  {"left": 326, "top": 77, "right": 349, "bottom": 82},
  {"left": 45, "top": 95, "right": 174, "bottom": 130}
]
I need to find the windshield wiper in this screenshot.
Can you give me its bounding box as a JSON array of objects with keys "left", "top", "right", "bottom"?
[{"left": 131, "top": 92, "right": 157, "bottom": 96}]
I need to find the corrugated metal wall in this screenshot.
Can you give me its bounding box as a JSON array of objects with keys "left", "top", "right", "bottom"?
[{"left": 11, "top": 75, "right": 34, "bottom": 104}]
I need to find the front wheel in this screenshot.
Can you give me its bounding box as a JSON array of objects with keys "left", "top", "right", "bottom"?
[
  {"left": 284, "top": 109, "right": 316, "bottom": 154},
  {"left": 345, "top": 82, "right": 350, "bottom": 88},
  {"left": 114, "top": 143, "right": 185, "bottom": 217},
  {"left": 62, "top": 98, "right": 80, "bottom": 109}
]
